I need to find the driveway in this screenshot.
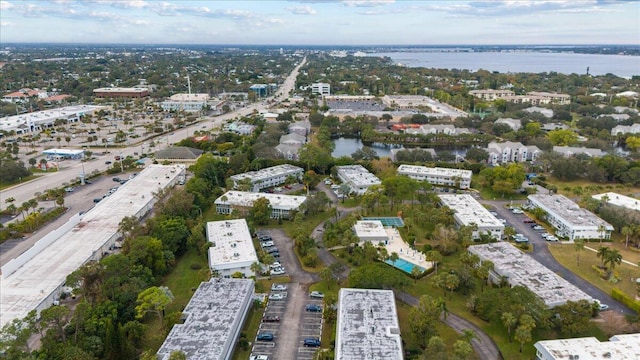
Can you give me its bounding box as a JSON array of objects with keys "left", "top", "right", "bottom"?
[{"left": 482, "top": 200, "right": 635, "bottom": 316}]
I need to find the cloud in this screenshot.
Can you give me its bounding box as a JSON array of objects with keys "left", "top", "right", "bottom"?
[
  {"left": 82, "top": 0, "right": 149, "bottom": 9},
  {"left": 0, "top": 1, "right": 13, "bottom": 10},
  {"left": 342, "top": 0, "right": 395, "bottom": 7},
  {"left": 288, "top": 5, "right": 317, "bottom": 14},
  {"left": 424, "top": 0, "right": 617, "bottom": 16},
  {"left": 0, "top": 21, "right": 13, "bottom": 27}
]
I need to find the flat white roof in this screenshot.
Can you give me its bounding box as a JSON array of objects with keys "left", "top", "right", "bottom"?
[
  {"left": 42, "top": 148, "right": 84, "bottom": 155},
  {"left": 469, "top": 242, "right": 593, "bottom": 307},
  {"left": 0, "top": 105, "right": 104, "bottom": 131},
  {"left": 0, "top": 164, "right": 182, "bottom": 327},
  {"left": 535, "top": 333, "right": 640, "bottom": 360},
  {"left": 336, "top": 288, "right": 403, "bottom": 360},
  {"left": 397, "top": 164, "right": 472, "bottom": 180},
  {"left": 336, "top": 165, "right": 381, "bottom": 188},
  {"left": 166, "top": 93, "right": 210, "bottom": 102},
  {"left": 353, "top": 220, "right": 388, "bottom": 241},
  {"left": 93, "top": 87, "right": 147, "bottom": 92},
  {"left": 206, "top": 219, "right": 258, "bottom": 270},
  {"left": 229, "top": 164, "right": 303, "bottom": 184},
  {"left": 438, "top": 194, "right": 504, "bottom": 228},
  {"left": 528, "top": 194, "right": 613, "bottom": 230},
  {"left": 214, "top": 191, "right": 306, "bottom": 210},
  {"left": 592, "top": 192, "right": 640, "bottom": 212},
  {"left": 157, "top": 278, "right": 254, "bottom": 360}
]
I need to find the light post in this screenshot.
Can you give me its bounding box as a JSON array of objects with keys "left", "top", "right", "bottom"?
[{"left": 80, "top": 146, "right": 86, "bottom": 185}]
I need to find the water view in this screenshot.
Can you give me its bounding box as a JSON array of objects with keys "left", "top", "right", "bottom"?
[
  {"left": 331, "top": 137, "right": 394, "bottom": 158},
  {"left": 369, "top": 51, "right": 640, "bottom": 78}
]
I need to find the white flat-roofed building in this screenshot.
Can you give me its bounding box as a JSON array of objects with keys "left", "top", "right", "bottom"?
[
  {"left": 439, "top": 194, "right": 504, "bottom": 240},
  {"left": 311, "top": 82, "right": 331, "bottom": 95},
  {"left": 206, "top": 219, "right": 258, "bottom": 278},
  {"left": 214, "top": 191, "right": 307, "bottom": 220},
  {"left": 469, "top": 242, "right": 594, "bottom": 308},
  {"left": 161, "top": 93, "right": 210, "bottom": 112},
  {"left": 336, "top": 165, "right": 382, "bottom": 195},
  {"left": 528, "top": 194, "right": 613, "bottom": 241},
  {"left": 229, "top": 164, "right": 304, "bottom": 192},
  {"left": 397, "top": 164, "right": 472, "bottom": 189},
  {"left": 93, "top": 87, "right": 148, "bottom": 98},
  {"left": 0, "top": 164, "right": 183, "bottom": 327},
  {"left": 336, "top": 288, "right": 403, "bottom": 360},
  {"left": 157, "top": 278, "right": 254, "bottom": 360},
  {"left": 534, "top": 333, "right": 640, "bottom": 360},
  {"left": 469, "top": 89, "right": 515, "bottom": 101},
  {"left": 353, "top": 220, "right": 389, "bottom": 244},
  {"left": 0, "top": 105, "right": 103, "bottom": 135},
  {"left": 593, "top": 192, "right": 640, "bottom": 212}
]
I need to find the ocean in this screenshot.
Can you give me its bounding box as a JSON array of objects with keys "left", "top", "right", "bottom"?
[{"left": 368, "top": 50, "right": 640, "bottom": 78}]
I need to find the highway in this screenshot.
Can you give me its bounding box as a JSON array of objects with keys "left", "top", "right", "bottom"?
[{"left": 0, "top": 56, "right": 306, "bottom": 214}]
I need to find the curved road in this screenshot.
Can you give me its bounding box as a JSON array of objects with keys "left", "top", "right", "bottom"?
[
  {"left": 311, "top": 183, "right": 503, "bottom": 359},
  {"left": 483, "top": 199, "right": 635, "bottom": 316}
]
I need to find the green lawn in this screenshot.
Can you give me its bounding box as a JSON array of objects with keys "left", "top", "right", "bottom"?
[
  {"left": 547, "top": 243, "right": 640, "bottom": 301},
  {"left": 141, "top": 248, "right": 210, "bottom": 353}
]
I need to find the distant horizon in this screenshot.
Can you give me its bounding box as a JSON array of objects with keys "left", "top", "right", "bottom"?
[
  {"left": 1, "top": 1, "right": 638, "bottom": 45},
  {"left": 2, "top": 43, "right": 639, "bottom": 48}
]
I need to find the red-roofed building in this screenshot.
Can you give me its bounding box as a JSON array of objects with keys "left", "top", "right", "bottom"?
[
  {"left": 2, "top": 88, "right": 48, "bottom": 103},
  {"left": 44, "top": 94, "right": 72, "bottom": 103}
]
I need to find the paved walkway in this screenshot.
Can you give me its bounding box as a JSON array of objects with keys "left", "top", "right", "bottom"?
[
  {"left": 583, "top": 245, "right": 639, "bottom": 267},
  {"left": 395, "top": 291, "right": 503, "bottom": 360}
]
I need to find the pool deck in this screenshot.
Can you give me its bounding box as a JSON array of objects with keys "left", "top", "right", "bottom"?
[{"left": 384, "top": 228, "right": 433, "bottom": 272}]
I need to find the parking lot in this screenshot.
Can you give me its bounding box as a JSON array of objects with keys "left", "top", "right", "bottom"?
[{"left": 249, "top": 229, "right": 322, "bottom": 360}]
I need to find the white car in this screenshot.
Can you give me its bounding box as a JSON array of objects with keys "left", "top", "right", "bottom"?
[
  {"left": 261, "top": 241, "right": 275, "bottom": 248},
  {"left": 250, "top": 356, "right": 269, "bottom": 360},
  {"left": 546, "top": 235, "right": 558, "bottom": 242},
  {"left": 271, "top": 268, "right": 286, "bottom": 275},
  {"left": 270, "top": 262, "right": 282, "bottom": 269},
  {"left": 309, "top": 291, "right": 325, "bottom": 299},
  {"left": 271, "top": 283, "right": 288, "bottom": 291},
  {"left": 269, "top": 293, "right": 285, "bottom": 300}
]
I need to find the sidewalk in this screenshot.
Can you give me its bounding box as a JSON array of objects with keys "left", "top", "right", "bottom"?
[{"left": 583, "top": 245, "right": 639, "bottom": 267}]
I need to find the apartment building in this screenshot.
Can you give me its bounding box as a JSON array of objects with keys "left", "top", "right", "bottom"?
[
  {"left": 487, "top": 141, "right": 541, "bottom": 165},
  {"left": 311, "top": 82, "right": 331, "bottom": 96},
  {"left": 439, "top": 194, "right": 504, "bottom": 240},
  {"left": 161, "top": 93, "right": 210, "bottom": 112},
  {"left": 397, "top": 164, "right": 472, "bottom": 189},
  {"left": 534, "top": 333, "right": 640, "bottom": 360},
  {"left": 214, "top": 191, "right": 307, "bottom": 219},
  {"left": 157, "top": 278, "right": 254, "bottom": 360},
  {"left": 229, "top": 164, "right": 304, "bottom": 192},
  {"left": 93, "top": 87, "right": 149, "bottom": 98},
  {"left": 528, "top": 194, "right": 613, "bottom": 241},
  {"left": 206, "top": 219, "right": 258, "bottom": 278},
  {"left": 336, "top": 165, "right": 382, "bottom": 195},
  {"left": 469, "top": 89, "right": 515, "bottom": 101},
  {"left": 553, "top": 146, "right": 605, "bottom": 158},
  {"left": 495, "top": 118, "right": 522, "bottom": 131}
]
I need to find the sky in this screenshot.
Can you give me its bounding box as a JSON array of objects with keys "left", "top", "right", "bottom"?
[{"left": 0, "top": 0, "right": 638, "bottom": 45}]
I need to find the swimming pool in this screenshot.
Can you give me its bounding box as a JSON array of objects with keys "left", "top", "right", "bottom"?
[
  {"left": 385, "top": 258, "right": 426, "bottom": 274},
  {"left": 363, "top": 217, "right": 405, "bottom": 227}
]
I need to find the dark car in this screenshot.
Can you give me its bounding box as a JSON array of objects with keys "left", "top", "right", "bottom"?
[
  {"left": 523, "top": 219, "right": 535, "bottom": 224},
  {"left": 112, "top": 177, "right": 121, "bottom": 182},
  {"left": 262, "top": 316, "right": 280, "bottom": 323},
  {"left": 105, "top": 161, "right": 112, "bottom": 165},
  {"left": 265, "top": 247, "right": 279, "bottom": 254},
  {"left": 256, "top": 332, "right": 274, "bottom": 341},
  {"left": 270, "top": 252, "right": 280, "bottom": 258},
  {"left": 93, "top": 198, "right": 102, "bottom": 203},
  {"left": 303, "top": 338, "right": 321, "bottom": 347},
  {"left": 306, "top": 304, "right": 322, "bottom": 312}
]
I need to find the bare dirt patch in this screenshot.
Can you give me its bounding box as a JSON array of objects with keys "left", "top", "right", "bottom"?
[{"left": 595, "top": 311, "right": 640, "bottom": 336}]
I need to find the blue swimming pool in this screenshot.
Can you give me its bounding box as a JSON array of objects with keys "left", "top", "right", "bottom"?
[
  {"left": 385, "top": 258, "right": 426, "bottom": 274},
  {"left": 363, "top": 217, "right": 405, "bottom": 227}
]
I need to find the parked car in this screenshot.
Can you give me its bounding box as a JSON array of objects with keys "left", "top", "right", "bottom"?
[
  {"left": 112, "top": 177, "right": 121, "bottom": 182},
  {"left": 256, "top": 332, "right": 274, "bottom": 341},
  {"left": 270, "top": 252, "right": 280, "bottom": 258},
  {"left": 270, "top": 262, "right": 282, "bottom": 269},
  {"left": 597, "top": 302, "right": 609, "bottom": 311},
  {"left": 262, "top": 315, "right": 280, "bottom": 323},
  {"left": 261, "top": 241, "right": 275, "bottom": 248},
  {"left": 303, "top": 338, "right": 321, "bottom": 347},
  {"left": 268, "top": 293, "right": 285, "bottom": 300},
  {"left": 532, "top": 225, "right": 545, "bottom": 231},
  {"left": 306, "top": 304, "right": 322, "bottom": 312},
  {"left": 259, "top": 236, "right": 273, "bottom": 242},
  {"left": 105, "top": 161, "right": 112, "bottom": 165},
  {"left": 523, "top": 219, "right": 535, "bottom": 224},
  {"left": 249, "top": 355, "right": 269, "bottom": 360},
  {"left": 546, "top": 235, "right": 559, "bottom": 242},
  {"left": 271, "top": 284, "right": 288, "bottom": 292},
  {"left": 271, "top": 268, "right": 286, "bottom": 276},
  {"left": 64, "top": 187, "right": 75, "bottom": 192},
  {"left": 93, "top": 198, "right": 102, "bottom": 203},
  {"left": 309, "top": 291, "right": 325, "bottom": 299},
  {"left": 265, "top": 247, "right": 279, "bottom": 254}
]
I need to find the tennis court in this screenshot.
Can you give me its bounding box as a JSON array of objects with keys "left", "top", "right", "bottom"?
[{"left": 362, "top": 217, "right": 405, "bottom": 227}]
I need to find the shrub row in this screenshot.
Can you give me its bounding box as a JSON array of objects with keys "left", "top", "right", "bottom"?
[{"left": 611, "top": 287, "right": 640, "bottom": 314}]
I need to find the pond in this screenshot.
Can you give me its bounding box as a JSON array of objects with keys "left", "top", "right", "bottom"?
[{"left": 331, "top": 137, "right": 396, "bottom": 158}]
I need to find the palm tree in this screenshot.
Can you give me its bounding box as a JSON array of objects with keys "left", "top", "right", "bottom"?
[
  {"left": 425, "top": 250, "right": 442, "bottom": 274},
  {"left": 574, "top": 239, "right": 585, "bottom": 267},
  {"left": 598, "top": 224, "right": 606, "bottom": 244},
  {"left": 604, "top": 249, "right": 623, "bottom": 277},
  {"left": 622, "top": 226, "right": 633, "bottom": 249},
  {"left": 596, "top": 246, "right": 609, "bottom": 267}
]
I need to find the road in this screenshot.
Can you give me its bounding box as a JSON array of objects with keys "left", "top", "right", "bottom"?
[
  {"left": 482, "top": 199, "right": 635, "bottom": 316},
  {"left": 0, "top": 56, "right": 306, "bottom": 213}
]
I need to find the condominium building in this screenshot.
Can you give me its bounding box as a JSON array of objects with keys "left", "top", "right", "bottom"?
[
  {"left": 311, "top": 82, "right": 331, "bottom": 95},
  {"left": 352, "top": 220, "right": 389, "bottom": 244},
  {"left": 336, "top": 288, "right": 403, "bottom": 360},
  {"left": 336, "top": 165, "right": 382, "bottom": 195},
  {"left": 438, "top": 194, "right": 504, "bottom": 240},
  {"left": 528, "top": 194, "right": 613, "bottom": 241},
  {"left": 534, "top": 333, "right": 640, "bottom": 360},
  {"left": 93, "top": 87, "right": 149, "bottom": 98},
  {"left": 487, "top": 141, "right": 540, "bottom": 165},
  {"left": 206, "top": 219, "right": 258, "bottom": 278},
  {"left": 592, "top": 192, "right": 640, "bottom": 212},
  {"left": 229, "top": 164, "right": 304, "bottom": 192},
  {"left": 553, "top": 146, "right": 605, "bottom": 158},
  {"left": 495, "top": 118, "right": 522, "bottom": 131},
  {"left": 397, "top": 164, "right": 472, "bottom": 189},
  {"left": 0, "top": 105, "right": 103, "bottom": 135},
  {"left": 157, "top": 278, "right": 254, "bottom": 360},
  {"left": 469, "top": 242, "right": 593, "bottom": 307},
  {"left": 469, "top": 89, "right": 515, "bottom": 101},
  {"left": 161, "top": 93, "right": 210, "bottom": 112},
  {"left": 214, "top": 191, "right": 307, "bottom": 219},
  {"left": 611, "top": 123, "right": 640, "bottom": 136}
]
